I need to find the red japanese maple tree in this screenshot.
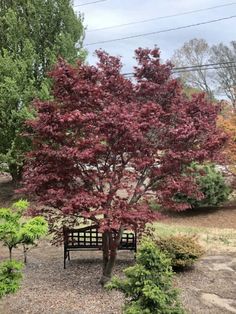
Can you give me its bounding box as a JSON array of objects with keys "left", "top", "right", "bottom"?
[{"left": 22, "top": 48, "right": 227, "bottom": 283}]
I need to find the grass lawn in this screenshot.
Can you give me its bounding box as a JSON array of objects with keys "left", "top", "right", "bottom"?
[{"left": 153, "top": 222, "right": 236, "bottom": 250}]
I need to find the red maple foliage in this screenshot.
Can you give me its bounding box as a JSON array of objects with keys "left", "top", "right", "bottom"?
[{"left": 22, "top": 48, "right": 227, "bottom": 283}]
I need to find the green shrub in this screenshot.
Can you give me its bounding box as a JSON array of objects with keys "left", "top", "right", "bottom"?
[
  {"left": 155, "top": 235, "right": 204, "bottom": 270},
  {"left": 0, "top": 260, "right": 23, "bottom": 298},
  {"left": 175, "top": 163, "right": 230, "bottom": 208},
  {"left": 106, "top": 239, "right": 185, "bottom": 314}
]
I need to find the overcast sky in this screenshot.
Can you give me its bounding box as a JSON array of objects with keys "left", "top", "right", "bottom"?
[{"left": 74, "top": 0, "right": 236, "bottom": 72}]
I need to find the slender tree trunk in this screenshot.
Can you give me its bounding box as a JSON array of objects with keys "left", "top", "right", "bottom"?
[
  {"left": 9, "top": 247, "right": 12, "bottom": 261},
  {"left": 9, "top": 163, "right": 23, "bottom": 185},
  {"left": 100, "top": 228, "right": 123, "bottom": 286},
  {"left": 102, "top": 246, "right": 117, "bottom": 282},
  {"left": 101, "top": 231, "right": 109, "bottom": 279},
  {"left": 23, "top": 244, "right": 28, "bottom": 264}
]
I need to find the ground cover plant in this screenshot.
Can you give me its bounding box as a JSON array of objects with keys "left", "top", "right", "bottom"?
[{"left": 21, "top": 47, "right": 227, "bottom": 284}]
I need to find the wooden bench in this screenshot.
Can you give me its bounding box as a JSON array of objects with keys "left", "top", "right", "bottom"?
[{"left": 63, "top": 225, "right": 137, "bottom": 269}]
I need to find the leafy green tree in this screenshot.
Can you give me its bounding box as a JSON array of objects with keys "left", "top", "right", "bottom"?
[
  {"left": 0, "top": 0, "right": 85, "bottom": 181},
  {"left": 20, "top": 216, "right": 48, "bottom": 264},
  {"left": 0, "top": 200, "right": 48, "bottom": 263},
  {"left": 107, "top": 240, "right": 185, "bottom": 314}
]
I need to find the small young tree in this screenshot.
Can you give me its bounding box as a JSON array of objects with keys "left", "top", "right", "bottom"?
[
  {"left": 0, "top": 200, "right": 48, "bottom": 263},
  {"left": 19, "top": 217, "right": 48, "bottom": 264},
  {"left": 22, "top": 48, "right": 227, "bottom": 284}
]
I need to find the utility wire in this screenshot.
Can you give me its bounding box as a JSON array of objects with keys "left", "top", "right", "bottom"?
[
  {"left": 88, "top": 2, "right": 236, "bottom": 32},
  {"left": 74, "top": 0, "right": 107, "bottom": 7},
  {"left": 174, "top": 61, "right": 236, "bottom": 71},
  {"left": 123, "top": 66, "right": 236, "bottom": 77},
  {"left": 85, "top": 15, "right": 236, "bottom": 46},
  {"left": 174, "top": 65, "right": 236, "bottom": 73},
  {"left": 122, "top": 61, "right": 236, "bottom": 77}
]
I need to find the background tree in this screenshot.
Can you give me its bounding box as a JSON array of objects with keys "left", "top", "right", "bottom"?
[
  {"left": 174, "top": 163, "right": 230, "bottom": 208},
  {"left": 0, "top": 0, "right": 85, "bottom": 181},
  {"left": 172, "top": 38, "right": 214, "bottom": 99},
  {"left": 21, "top": 48, "right": 227, "bottom": 284},
  {"left": 217, "top": 110, "right": 236, "bottom": 175},
  {"left": 211, "top": 41, "right": 236, "bottom": 110}
]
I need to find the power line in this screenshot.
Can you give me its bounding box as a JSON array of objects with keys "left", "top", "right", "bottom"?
[
  {"left": 74, "top": 0, "right": 107, "bottom": 7},
  {"left": 85, "top": 15, "right": 236, "bottom": 46},
  {"left": 88, "top": 2, "right": 236, "bottom": 32},
  {"left": 174, "top": 65, "right": 236, "bottom": 73},
  {"left": 123, "top": 66, "right": 236, "bottom": 77},
  {"left": 122, "top": 61, "right": 236, "bottom": 77},
  {"left": 174, "top": 61, "right": 236, "bottom": 71}
]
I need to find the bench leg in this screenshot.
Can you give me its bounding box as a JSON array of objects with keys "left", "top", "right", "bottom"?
[
  {"left": 64, "top": 249, "right": 67, "bottom": 269},
  {"left": 68, "top": 251, "right": 71, "bottom": 261}
]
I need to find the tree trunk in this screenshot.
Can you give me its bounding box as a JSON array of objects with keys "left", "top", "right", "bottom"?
[
  {"left": 101, "top": 231, "right": 109, "bottom": 279},
  {"left": 23, "top": 244, "right": 28, "bottom": 264},
  {"left": 100, "top": 228, "right": 123, "bottom": 286},
  {"left": 9, "top": 247, "right": 12, "bottom": 261},
  {"left": 9, "top": 163, "right": 23, "bottom": 185}
]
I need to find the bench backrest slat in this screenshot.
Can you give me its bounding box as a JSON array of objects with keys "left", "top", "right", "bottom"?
[{"left": 64, "top": 225, "right": 136, "bottom": 250}]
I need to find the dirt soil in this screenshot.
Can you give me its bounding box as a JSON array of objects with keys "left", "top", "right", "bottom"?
[
  {"left": 165, "top": 206, "right": 236, "bottom": 229},
  {"left": 0, "top": 175, "right": 236, "bottom": 313}
]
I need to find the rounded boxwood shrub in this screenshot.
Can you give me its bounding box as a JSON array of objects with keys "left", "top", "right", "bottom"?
[
  {"left": 155, "top": 235, "right": 204, "bottom": 270},
  {"left": 175, "top": 163, "right": 230, "bottom": 208}
]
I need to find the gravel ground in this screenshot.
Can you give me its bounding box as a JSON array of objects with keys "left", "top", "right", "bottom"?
[
  {"left": 0, "top": 242, "right": 236, "bottom": 314},
  {"left": 0, "top": 242, "right": 129, "bottom": 314}
]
